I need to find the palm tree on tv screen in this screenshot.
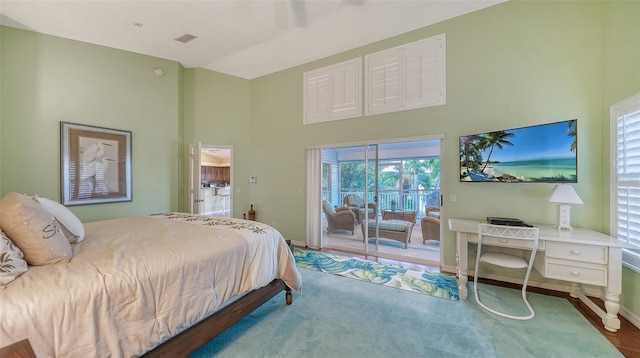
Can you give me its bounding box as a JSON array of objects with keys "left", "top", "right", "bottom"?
[
  {"left": 566, "top": 119, "right": 577, "bottom": 153},
  {"left": 480, "top": 130, "right": 515, "bottom": 173}
]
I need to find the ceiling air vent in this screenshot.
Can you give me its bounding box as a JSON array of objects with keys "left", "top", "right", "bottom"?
[{"left": 175, "top": 34, "right": 198, "bottom": 43}]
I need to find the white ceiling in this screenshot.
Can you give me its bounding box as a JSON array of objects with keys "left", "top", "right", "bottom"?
[{"left": 0, "top": 0, "right": 504, "bottom": 80}]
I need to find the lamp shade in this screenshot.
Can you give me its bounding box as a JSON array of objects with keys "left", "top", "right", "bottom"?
[{"left": 547, "top": 184, "right": 583, "bottom": 204}]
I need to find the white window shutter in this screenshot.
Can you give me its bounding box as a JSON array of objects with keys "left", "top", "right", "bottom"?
[
  {"left": 331, "top": 61, "right": 360, "bottom": 116},
  {"left": 303, "top": 72, "right": 330, "bottom": 124},
  {"left": 404, "top": 34, "right": 445, "bottom": 108},
  {"left": 303, "top": 58, "right": 361, "bottom": 125},
  {"left": 365, "top": 33, "right": 446, "bottom": 116},
  {"left": 365, "top": 50, "right": 401, "bottom": 115},
  {"left": 611, "top": 93, "right": 640, "bottom": 271}
]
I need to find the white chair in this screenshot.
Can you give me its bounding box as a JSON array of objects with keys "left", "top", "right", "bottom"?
[{"left": 473, "top": 223, "right": 539, "bottom": 320}]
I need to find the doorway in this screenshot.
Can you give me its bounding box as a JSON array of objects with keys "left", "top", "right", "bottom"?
[
  {"left": 189, "top": 143, "right": 233, "bottom": 217},
  {"left": 318, "top": 138, "right": 443, "bottom": 266}
]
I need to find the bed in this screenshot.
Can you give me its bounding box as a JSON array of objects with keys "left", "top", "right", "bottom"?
[{"left": 0, "top": 208, "right": 302, "bottom": 357}]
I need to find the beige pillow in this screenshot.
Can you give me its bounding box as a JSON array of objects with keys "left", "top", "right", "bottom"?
[
  {"left": 0, "top": 230, "right": 28, "bottom": 288},
  {"left": 33, "top": 196, "right": 85, "bottom": 244},
  {"left": 0, "top": 192, "right": 72, "bottom": 265}
]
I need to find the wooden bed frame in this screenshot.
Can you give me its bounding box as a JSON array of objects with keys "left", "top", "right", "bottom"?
[{"left": 143, "top": 240, "right": 295, "bottom": 357}]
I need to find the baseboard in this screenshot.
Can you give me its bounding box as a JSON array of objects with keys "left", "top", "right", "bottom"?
[
  {"left": 441, "top": 264, "right": 457, "bottom": 274},
  {"left": 620, "top": 306, "right": 640, "bottom": 329},
  {"left": 292, "top": 240, "right": 307, "bottom": 248}
]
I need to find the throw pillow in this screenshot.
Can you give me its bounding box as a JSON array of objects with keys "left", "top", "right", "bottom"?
[
  {"left": 0, "top": 230, "right": 28, "bottom": 288},
  {"left": 0, "top": 192, "right": 72, "bottom": 265},
  {"left": 33, "top": 196, "right": 85, "bottom": 244}
]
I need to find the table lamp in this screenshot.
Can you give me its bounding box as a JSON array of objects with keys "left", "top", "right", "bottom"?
[{"left": 547, "top": 184, "right": 583, "bottom": 230}]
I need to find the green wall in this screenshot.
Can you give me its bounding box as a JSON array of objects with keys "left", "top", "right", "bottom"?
[
  {"left": 0, "top": 25, "right": 4, "bottom": 194},
  {"left": 248, "top": 0, "right": 638, "bottom": 318},
  {"left": 182, "top": 68, "right": 252, "bottom": 216},
  {"left": 251, "top": 1, "right": 604, "bottom": 258},
  {"left": 1, "top": 1, "right": 638, "bottom": 321},
  {"left": 601, "top": 0, "right": 640, "bottom": 317},
  {"left": 0, "top": 27, "right": 181, "bottom": 222}
]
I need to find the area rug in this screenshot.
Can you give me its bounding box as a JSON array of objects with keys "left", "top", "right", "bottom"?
[
  {"left": 190, "top": 268, "right": 622, "bottom": 358},
  {"left": 294, "top": 248, "right": 459, "bottom": 301},
  {"left": 367, "top": 237, "right": 441, "bottom": 251}
]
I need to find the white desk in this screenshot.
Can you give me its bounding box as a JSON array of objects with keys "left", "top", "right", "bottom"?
[{"left": 449, "top": 218, "right": 632, "bottom": 332}]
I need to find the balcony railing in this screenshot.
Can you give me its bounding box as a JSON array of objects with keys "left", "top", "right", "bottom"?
[{"left": 322, "top": 189, "right": 440, "bottom": 217}]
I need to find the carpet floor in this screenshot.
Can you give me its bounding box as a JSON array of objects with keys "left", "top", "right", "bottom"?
[{"left": 190, "top": 266, "right": 622, "bottom": 357}]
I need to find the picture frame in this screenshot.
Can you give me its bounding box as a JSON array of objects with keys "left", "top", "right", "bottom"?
[{"left": 60, "top": 122, "right": 132, "bottom": 206}]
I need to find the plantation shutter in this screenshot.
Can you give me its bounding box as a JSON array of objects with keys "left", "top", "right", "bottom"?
[
  {"left": 303, "top": 58, "right": 361, "bottom": 125},
  {"left": 331, "top": 62, "right": 359, "bottom": 116},
  {"left": 303, "top": 72, "right": 330, "bottom": 124},
  {"left": 404, "top": 35, "right": 445, "bottom": 108},
  {"left": 613, "top": 93, "right": 640, "bottom": 266},
  {"left": 366, "top": 49, "right": 402, "bottom": 114},
  {"left": 365, "top": 33, "right": 446, "bottom": 116}
]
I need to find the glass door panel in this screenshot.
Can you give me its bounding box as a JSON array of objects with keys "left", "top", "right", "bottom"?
[
  {"left": 320, "top": 139, "right": 442, "bottom": 266},
  {"left": 321, "top": 144, "right": 373, "bottom": 253}
]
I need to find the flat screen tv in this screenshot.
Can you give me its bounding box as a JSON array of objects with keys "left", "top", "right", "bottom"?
[{"left": 459, "top": 119, "right": 577, "bottom": 183}]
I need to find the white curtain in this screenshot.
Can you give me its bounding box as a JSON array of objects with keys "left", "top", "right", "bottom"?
[{"left": 306, "top": 148, "right": 322, "bottom": 248}]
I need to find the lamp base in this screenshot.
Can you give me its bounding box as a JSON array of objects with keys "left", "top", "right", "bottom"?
[{"left": 556, "top": 204, "right": 574, "bottom": 230}]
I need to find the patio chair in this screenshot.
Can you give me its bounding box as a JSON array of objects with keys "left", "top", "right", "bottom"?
[
  {"left": 426, "top": 206, "right": 440, "bottom": 219},
  {"left": 421, "top": 216, "right": 440, "bottom": 243},
  {"left": 322, "top": 199, "right": 356, "bottom": 234},
  {"left": 343, "top": 194, "right": 377, "bottom": 222}
]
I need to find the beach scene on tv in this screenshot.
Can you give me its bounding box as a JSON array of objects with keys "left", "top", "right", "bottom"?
[{"left": 459, "top": 120, "right": 577, "bottom": 183}]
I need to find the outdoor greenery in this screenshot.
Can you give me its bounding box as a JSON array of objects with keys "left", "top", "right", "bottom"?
[{"left": 339, "top": 159, "right": 440, "bottom": 192}]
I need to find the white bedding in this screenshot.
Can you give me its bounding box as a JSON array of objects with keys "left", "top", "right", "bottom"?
[{"left": 0, "top": 213, "right": 302, "bottom": 357}]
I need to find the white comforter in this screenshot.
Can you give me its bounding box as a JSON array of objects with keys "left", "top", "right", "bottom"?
[{"left": 0, "top": 213, "right": 302, "bottom": 357}]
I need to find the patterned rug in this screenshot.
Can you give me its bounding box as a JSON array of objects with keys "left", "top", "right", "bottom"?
[{"left": 294, "top": 248, "right": 459, "bottom": 301}]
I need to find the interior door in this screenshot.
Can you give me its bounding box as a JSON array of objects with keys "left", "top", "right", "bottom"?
[
  {"left": 200, "top": 145, "right": 233, "bottom": 218},
  {"left": 189, "top": 143, "right": 203, "bottom": 214}
]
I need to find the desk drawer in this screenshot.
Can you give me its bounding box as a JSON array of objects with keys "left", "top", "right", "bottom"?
[
  {"left": 543, "top": 260, "right": 607, "bottom": 286},
  {"left": 481, "top": 236, "right": 544, "bottom": 250},
  {"left": 546, "top": 242, "right": 607, "bottom": 264}
]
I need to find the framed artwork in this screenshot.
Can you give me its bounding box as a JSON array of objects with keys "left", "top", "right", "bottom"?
[{"left": 60, "top": 122, "right": 132, "bottom": 206}]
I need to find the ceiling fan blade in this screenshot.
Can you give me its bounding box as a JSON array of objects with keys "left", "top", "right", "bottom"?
[
  {"left": 274, "top": 1, "right": 289, "bottom": 29},
  {"left": 290, "top": 0, "right": 307, "bottom": 27}
]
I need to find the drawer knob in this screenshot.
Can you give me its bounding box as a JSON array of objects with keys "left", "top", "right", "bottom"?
[
  {"left": 571, "top": 271, "right": 580, "bottom": 276},
  {"left": 571, "top": 250, "right": 580, "bottom": 255},
  {"left": 501, "top": 239, "right": 508, "bottom": 243}
]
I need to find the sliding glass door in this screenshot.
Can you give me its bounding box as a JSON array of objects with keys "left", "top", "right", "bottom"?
[
  {"left": 319, "top": 138, "right": 443, "bottom": 265},
  {"left": 321, "top": 144, "right": 377, "bottom": 253}
]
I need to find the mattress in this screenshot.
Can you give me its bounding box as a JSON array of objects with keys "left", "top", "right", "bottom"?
[{"left": 0, "top": 213, "right": 302, "bottom": 357}]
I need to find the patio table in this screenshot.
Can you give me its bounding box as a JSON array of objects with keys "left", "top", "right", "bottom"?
[{"left": 381, "top": 209, "right": 417, "bottom": 223}]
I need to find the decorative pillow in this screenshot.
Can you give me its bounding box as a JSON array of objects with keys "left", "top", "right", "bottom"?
[
  {"left": 0, "top": 230, "right": 28, "bottom": 288},
  {"left": 0, "top": 192, "right": 72, "bottom": 265},
  {"left": 33, "top": 196, "right": 85, "bottom": 244}
]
